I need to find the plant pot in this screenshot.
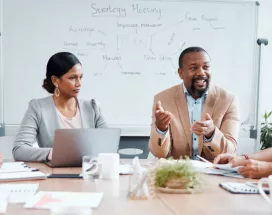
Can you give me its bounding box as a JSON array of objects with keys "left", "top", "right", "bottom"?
[{"left": 166, "top": 177, "right": 189, "bottom": 189}]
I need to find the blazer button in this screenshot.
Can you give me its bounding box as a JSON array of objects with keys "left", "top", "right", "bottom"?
[{"left": 158, "top": 138, "right": 162, "bottom": 146}]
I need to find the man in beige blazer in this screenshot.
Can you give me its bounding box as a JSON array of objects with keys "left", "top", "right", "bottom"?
[{"left": 149, "top": 47, "right": 240, "bottom": 161}]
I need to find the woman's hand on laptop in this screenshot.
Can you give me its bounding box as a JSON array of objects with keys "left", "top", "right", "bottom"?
[{"left": 48, "top": 149, "right": 53, "bottom": 161}]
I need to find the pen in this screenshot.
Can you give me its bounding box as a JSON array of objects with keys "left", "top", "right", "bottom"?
[
  {"left": 21, "top": 163, "right": 39, "bottom": 172},
  {"left": 197, "top": 155, "right": 213, "bottom": 165}
]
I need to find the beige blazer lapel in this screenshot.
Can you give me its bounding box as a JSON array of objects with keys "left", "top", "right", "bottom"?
[
  {"left": 198, "top": 84, "right": 218, "bottom": 154},
  {"left": 174, "top": 85, "right": 192, "bottom": 153}
]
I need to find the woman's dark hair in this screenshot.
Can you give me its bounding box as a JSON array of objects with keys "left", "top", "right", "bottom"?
[{"left": 42, "top": 52, "right": 81, "bottom": 93}]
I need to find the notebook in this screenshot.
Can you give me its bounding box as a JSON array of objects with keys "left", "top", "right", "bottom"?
[
  {"left": 0, "top": 162, "right": 38, "bottom": 174},
  {"left": 0, "top": 171, "right": 47, "bottom": 182},
  {"left": 0, "top": 184, "right": 39, "bottom": 203}
]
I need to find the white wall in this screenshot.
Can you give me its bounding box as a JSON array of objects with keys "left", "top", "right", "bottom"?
[
  {"left": 258, "top": 0, "right": 272, "bottom": 115},
  {"left": 227, "top": 0, "right": 272, "bottom": 154},
  {"left": 0, "top": 0, "right": 3, "bottom": 124}
]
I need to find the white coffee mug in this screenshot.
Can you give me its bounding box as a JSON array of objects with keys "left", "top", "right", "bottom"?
[
  {"left": 258, "top": 175, "right": 272, "bottom": 203},
  {"left": 99, "top": 153, "right": 119, "bottom": 180}
]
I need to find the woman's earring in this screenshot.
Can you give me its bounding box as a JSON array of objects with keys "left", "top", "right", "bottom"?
[{"left": 54, "top": 85, "right": 60, "bottom": 97}]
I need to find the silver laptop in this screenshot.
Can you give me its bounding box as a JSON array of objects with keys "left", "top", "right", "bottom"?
[{"left": 45, "top": 128, "right": 121, "bottom": 167}]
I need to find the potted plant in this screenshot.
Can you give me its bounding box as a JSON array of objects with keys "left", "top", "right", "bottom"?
[
  {"left": 260, "top": 111, "right": 272, "bottom": 150},
  {"left": 153, "top": 158, "right": 200, "bottom": 191}
]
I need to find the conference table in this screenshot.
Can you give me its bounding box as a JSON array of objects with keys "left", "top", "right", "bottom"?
[{"left": 3, "top": 160, "right": 272, "bottom": 215}]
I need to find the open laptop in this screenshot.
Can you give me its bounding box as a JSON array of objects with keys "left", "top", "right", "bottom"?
[{"left": 45, "top": 128, "right": 121, "bottom": 167}]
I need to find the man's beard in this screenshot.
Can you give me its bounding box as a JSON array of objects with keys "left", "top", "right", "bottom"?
[{"left": 190, "top": 76, "right": 209, "bottom": 98}]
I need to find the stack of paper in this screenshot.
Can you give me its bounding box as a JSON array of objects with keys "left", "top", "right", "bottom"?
[{"left": 0, "top": 162, "right": 47, "bottom": 181}]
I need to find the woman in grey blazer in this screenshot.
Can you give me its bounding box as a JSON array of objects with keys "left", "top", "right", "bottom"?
[{"left": 13, "top": 52, "right": 107, "bottom": 162}]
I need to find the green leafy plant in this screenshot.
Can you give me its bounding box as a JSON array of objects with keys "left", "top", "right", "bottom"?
[
  {"left": 260, "top": 111, "right": 272, "bottom": 150},
  {"left": 154, "top": 158, "right": 200, "bottom": 189}
]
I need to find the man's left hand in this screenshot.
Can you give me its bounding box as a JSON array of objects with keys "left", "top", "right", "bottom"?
[{"left": 191, "top": 113, "right": 215, "bottom": 138}]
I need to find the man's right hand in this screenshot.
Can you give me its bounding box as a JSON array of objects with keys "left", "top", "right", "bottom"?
[
  {"left": 213, "top": 153, "right": 237, "bottom": 164},
  {"left": 214, "top": 153, "right": 247, "bottom": 165},
  {"left": 155, "top": 101, "right": 172, "bottom": 132}
]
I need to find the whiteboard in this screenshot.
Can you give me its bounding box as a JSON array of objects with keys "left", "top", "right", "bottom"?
[
  {"left": 0, "top": 0, "right": 3, "bottom": 124},
  {"left": 1, "top": 0, "right": 258, "bottom": 135}
]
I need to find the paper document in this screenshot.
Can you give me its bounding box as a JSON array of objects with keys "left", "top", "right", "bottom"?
[
  {"left": 189, "top": 160, "right": 243, "bottom": 178},
  {"left": 214, "top": 163, "right": 239, "bottom": 172},
  {"left": 197, "top": 155, "right": 239, "bottom": 172},
  {"left": 197, "top": 167, "right": 243, "bottom": 178},
  {"left": 24, "top": 192, "right": 103, "bottom": 209},
  {"left": 0, "top": 184, "right": 39, "bottom": 203},
  {"left": 0, "top": 162, "right": 38, "bottom": 173},
  {"left": 1, "top": 162, "right": 24, "bottom": 168},
  {"left": 0, "top": 171, "right": 47, "bottom": 182}
]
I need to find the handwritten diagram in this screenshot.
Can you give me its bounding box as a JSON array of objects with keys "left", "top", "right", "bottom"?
[{"left": 61, "top": 3, "right": 226, "bottom": 77}]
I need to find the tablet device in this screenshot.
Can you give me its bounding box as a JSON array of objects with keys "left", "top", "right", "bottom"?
[
  {"left": 219, "top": 182, "right": 259, "bottom": 194},
  {"left": 246, "top": 182, "right": 270, "bottom": 193}
]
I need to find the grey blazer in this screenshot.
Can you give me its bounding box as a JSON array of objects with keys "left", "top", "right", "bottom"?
[{"left": 13, "top": 96, "right": 107, "bottom": 162}]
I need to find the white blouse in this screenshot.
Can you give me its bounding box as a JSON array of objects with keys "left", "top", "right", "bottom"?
[{"left": 56, "top": 107, "right": 82, "bottom": 129}]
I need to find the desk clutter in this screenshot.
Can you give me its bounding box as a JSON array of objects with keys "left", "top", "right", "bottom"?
[
  {"left": 145, "top": 157, "right": 244, "bottom": 195},
  {"left": 128, "top": 157, "right": 149, "bottom": 199},
  {"left": 0, "top": 157, "right": 266, "bottom": 214}
]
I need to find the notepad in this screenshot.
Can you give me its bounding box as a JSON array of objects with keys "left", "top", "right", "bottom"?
[
  {"left": 0, "top": 171, "right": 47, "bottom": 182},
  {"left": 0, "top": 184, "right": 39, "bottom": 203},
  {"left": 0, "top": 162, "right": 38, "bottom": 173},
  {"left": 24, "top": 191, "right": 103, "bottom": 209}
]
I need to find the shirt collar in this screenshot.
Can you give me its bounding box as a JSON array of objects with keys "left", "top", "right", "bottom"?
[{"left": 182, "top": 83, "right": 208, "bottom": 100}]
